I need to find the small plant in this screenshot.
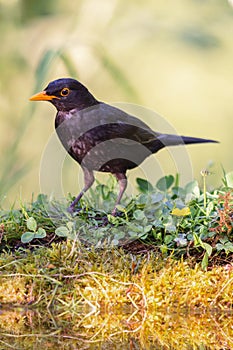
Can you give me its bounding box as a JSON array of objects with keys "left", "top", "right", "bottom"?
[
  {"left": 21, "top": 217, "right": 46, "bottom": 243},
  {"left": 55, "top": 221, "right": 77, "bottom": 240}
]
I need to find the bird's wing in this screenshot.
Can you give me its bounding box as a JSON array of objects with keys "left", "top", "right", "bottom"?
[
  {"left": 55, "top": 102, "right": 161, "bottom": 155},
  {"left": 77, "top": 102, "right": 160, "bottom": 146}
]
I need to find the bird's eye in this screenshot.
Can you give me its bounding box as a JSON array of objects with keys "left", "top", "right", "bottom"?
[{"left": 60, "top": 87, "right": 70, "bottom": 96}]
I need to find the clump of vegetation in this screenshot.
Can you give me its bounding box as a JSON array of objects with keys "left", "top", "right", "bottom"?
[{"left": 1, "top": 173, "right": 233, "bottom": 268}]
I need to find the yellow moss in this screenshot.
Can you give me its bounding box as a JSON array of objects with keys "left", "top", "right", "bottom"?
[
  {"left": 0, "top": 310, "right": 26, "bottom": 334},
  {"left": 0, "top": 277, "right": 28, "bottom": 304},
  {"left": 0, "top": 244, "right": 233, "bottom": 348}
]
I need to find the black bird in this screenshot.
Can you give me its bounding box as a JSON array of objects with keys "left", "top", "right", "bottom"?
[{"left": 30, "top": 78, "right": 217, "bottom": 215}]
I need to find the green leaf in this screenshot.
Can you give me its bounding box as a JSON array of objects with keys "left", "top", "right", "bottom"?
[
  {"left": 193, "top": 232, "right": 200, "bottom": 246},
  {"left": 128, "top": 231, "right": 140, "bottom": 238},
  {"left": 107, "top": 214, "right": 120, "bottom": 225},
  {"left": 193, "top": 233, "right": 212, "bottom": 256},
  {"left": 143, "top": 225, "right": 152, "bottom": 233},
  {"left": 127, "top": 223, "right": 143, "bottom": 234},
  {"left": 172, "top": 186, "right": 185, "bottom": 197},
  {"left": 113, "top": 230, "right": 125, "bottom": 240},
  {"left": 220, "top": 236, "right": 228, "bottom": 244},
  {"left": 201, "top": 242, "right": 212, "bottom": 256},
  {"left": 160, "top": 244, "right": 168, "bottom": 254},
  {"left": 55, "top": 226, "right": 69, "bottom": 237},
  {"left": 26, "top": 217, "right": 37, "bottom": 232},
  {"left": 206, "top": 201, "right": 214, "bottom": 216},
  {"left": 135, "top": 194, "right": 148, "bottom": 206},
  {"left": 185, "top": 180, "right": 200, "bottom": 197},
  {"left": 153, "top": 219, "right": 163, "bottom": 228},
  {"left": 133, "top": 209, "right": 145, "bottom": 221},
  {"left": 201, "top": 252, "right": 209, "bottom": 270},
  {"left": 136, "top": 178, "right": 153, "bottom": 193},
  {"left": 21, "top": 231, "right": 35, "bottom": 243},
  {"left": 151, "top": 192, "right": 164, "bottom": 204},
  {"left": 164, "top": 234, "right": 173, "bottom": 244},
  {"left": 224, "top": 242, "right": 233, "bottom": 253},
  {"left": 156, "top": 175, "right": 174, "bottom": 192},
  {"left": 216, "top": 243, "right": 224, "bottom": 251},
  {"left": 66, "top": 221, "right": 74, "bottom": 232},
  {"left": 216, "top": 239, "right": 233, "bottom": 253},
  {"left": 34, "top": 227, "right": 46, "bottom": 239},
  {"left": 116, "top": 205, "right": 126, "bottom": 213},
  {"left": 164, "top": 224, "right": 176, "bottom": 233}
]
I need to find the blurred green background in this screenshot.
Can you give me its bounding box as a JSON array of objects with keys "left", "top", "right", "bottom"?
[{"left": 0, "top": 0, "right": 232, "bottom": 208}]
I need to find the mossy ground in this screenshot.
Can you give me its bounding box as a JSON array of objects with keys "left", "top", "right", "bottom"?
[
  {"left": 0, "top": 241, "right": 233, "bottom": 349},
  {"left": 0, "top": 241, "right": 232, "bottom": 309}
]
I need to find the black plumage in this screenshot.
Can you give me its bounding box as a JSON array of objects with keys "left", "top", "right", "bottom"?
[{"left": 30, "top": 78, "right": 218, "bottom": 215}]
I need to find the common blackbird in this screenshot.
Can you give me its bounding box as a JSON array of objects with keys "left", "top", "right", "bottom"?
[{"left": 30, "top": 78, "right": 217, "bottom": 215}]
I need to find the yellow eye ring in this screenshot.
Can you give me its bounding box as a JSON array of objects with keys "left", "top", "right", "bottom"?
[{"left": 61, "top": 87, "right": 70, "bottom": 96}]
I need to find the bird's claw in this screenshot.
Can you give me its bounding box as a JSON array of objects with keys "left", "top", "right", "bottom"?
[{"left": 67, "top": 205, "right": 81, "bottom": 214}]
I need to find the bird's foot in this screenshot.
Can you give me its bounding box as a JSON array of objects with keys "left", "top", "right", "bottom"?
[
  {"left": 67, "top": 204, "right": 81, "bottom": 214},
  {"left": 111, "top": 208, "right": 117, "bottom": 217},
  {"left": 102, "top": 215, "right": 111, "bottom": 226},
  {"left": 111, "top": 209, "right": 124, "bottom": 218}
]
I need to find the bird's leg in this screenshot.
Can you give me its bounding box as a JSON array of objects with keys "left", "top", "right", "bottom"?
[
  {"left": 68, "top": 168, "right": 94, "bottom": 213},
  {"left": 111, "top": 173, "right": 127, "bottom": 216}
]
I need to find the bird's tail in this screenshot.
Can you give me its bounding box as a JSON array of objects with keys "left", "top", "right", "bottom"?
[
  {"left": 151, "top": 134, "right": 218, "bottom": 152},
  {"left": 174, "top": 135, "right": 218, "bottom": 145}
]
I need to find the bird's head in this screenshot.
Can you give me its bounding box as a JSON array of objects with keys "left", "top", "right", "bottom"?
[{"left": 29, "top": 78, "right": 98, "bottom": 111}]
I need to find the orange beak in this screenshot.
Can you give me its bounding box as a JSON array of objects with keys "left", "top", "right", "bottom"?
[{"left": 29, "top": 91, "right": 59, "bottom": 101}]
